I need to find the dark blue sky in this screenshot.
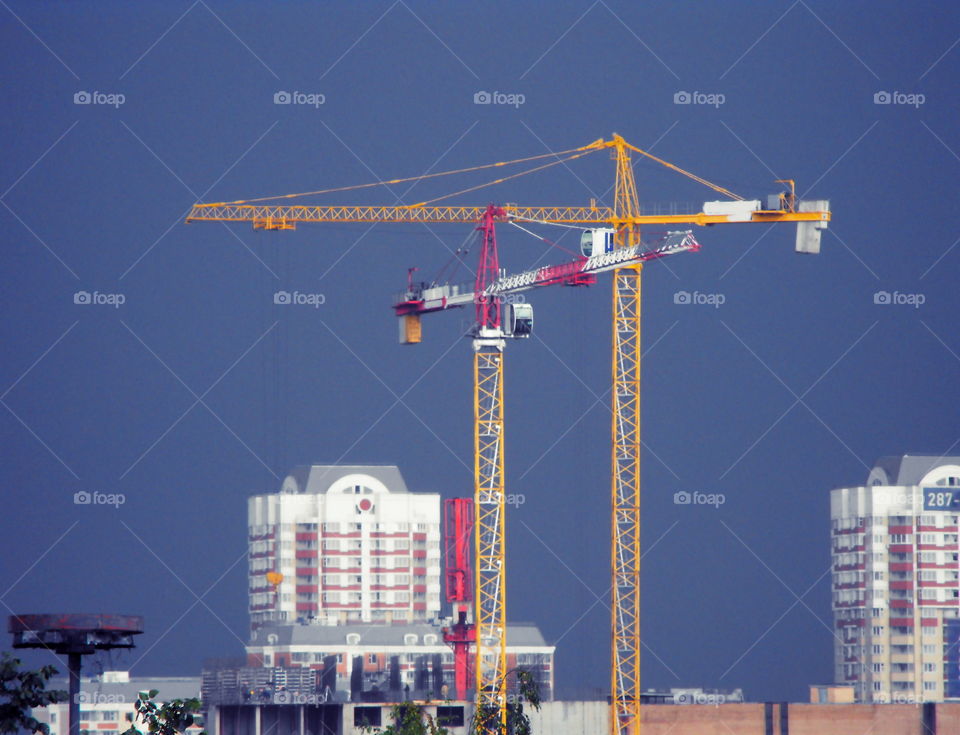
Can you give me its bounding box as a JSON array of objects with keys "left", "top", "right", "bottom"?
[{"left": 1, "top": 1, "right": 958, "bottom": 702}]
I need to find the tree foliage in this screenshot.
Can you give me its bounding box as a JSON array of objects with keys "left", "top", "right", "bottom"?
[
  {"left": 370, "top": 701, "right": 449, "bottom": 735},
  {"left": 120, "top": 689, "right": 205, "bottom": 735},
  {"left": 0, "top": 652, "right": 68, "bottom": 735},
  {"left": 471, "top": 669, "right": 542, "bottom": 735}
]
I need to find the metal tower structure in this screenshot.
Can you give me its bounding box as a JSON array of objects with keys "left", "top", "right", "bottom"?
[{"left": 185, "top": 134, "right": 830, "bottom": 734}]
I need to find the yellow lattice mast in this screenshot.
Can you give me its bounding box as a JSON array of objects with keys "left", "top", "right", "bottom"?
[
  {"left": 470, "top": 205, "right": 510, "bottom": 734},
  {"left": 610, "top": 135, "right": 644, "bottom": 735},
  {"left": 473, "top": 349, "right": 508, "bottom": 732}
]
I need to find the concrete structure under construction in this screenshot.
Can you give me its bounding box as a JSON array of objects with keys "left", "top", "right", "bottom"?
[
  {"left": 831, "top": 454, "right": 960, "bottom": 703},
  {"left": 201, "top": 622, "right": 554, "bottom": 709},
  {"left": 200, "top": 700, "right": 960, "bottom": 735}
]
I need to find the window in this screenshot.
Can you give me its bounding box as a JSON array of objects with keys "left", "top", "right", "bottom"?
[
  {"left": 924, "top": 681, "right": 936, "bottom": 691},
  {"left": 923, "top": 663, "right": 936, "bottom": 672},
  {"left": 872, "top": 663, "right": 884, "bottom": 673},
  {"left": 873, "top": 682, "right": 882, "bottom": 692},
  {"left": 872, "top": 645, "right": 884, "bottom": 655},
  {"left": 368, "top": 654, "right": 378, "bottom": 664},
  {"left": 872, "top": 626, "right": 884, "bottom": 636},
  {"left": 437, "top": 706, "right": 465, "bottom": 727},
  {"left": 354, "top": 707, "right": 382, "bottom": 727}
]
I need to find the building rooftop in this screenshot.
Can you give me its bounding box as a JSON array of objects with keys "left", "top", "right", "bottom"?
[
  {"left": 248, "top": 622, "right": 551, "bottom": 648},
  {"left": 866, "top": 454, "right": 960, "bottom": 486},
  {"left": 276, "top": 465, "right": 411, "bottom": 495},
  {"left": 49, "top": 673, "right": 201, "bottom": 702}
]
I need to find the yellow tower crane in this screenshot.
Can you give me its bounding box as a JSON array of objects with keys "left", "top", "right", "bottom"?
[{"left": 186, "top": 134, "right": 830, "bottom": 734}]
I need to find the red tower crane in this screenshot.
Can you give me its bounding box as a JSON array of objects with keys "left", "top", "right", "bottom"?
[{"left": 443, "top": 497, "right": 476, "bottom": 700}]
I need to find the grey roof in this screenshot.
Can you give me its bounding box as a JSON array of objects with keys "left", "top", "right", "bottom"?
[
  {"left": 282, "top": 465, "right": 410, "bottom": 495},
  {"left": 249, "top": 622, "right": 550, "bottom": 648},
  {"left": 50, "top": 676, "right": 201, "bottom": 701},
  {"left": 867, "top": 455, "right": 960, "bottom": 486}
]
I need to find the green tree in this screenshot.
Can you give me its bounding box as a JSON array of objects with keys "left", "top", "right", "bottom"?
[
  {"left": 367, "top": 701, "right": 449, "bottom": 735},
  {"left": 0, "top": 652, "right": 68, "bottom": 735},
  {"left": 472, "top": 669, "right": 542, "bottom": 735},
  {"left": 120, "top": 689, "right": 205, "bottom": 735}
]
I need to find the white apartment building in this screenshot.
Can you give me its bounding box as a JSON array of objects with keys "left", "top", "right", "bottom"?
[
  {"left": 249, "top": 465, "right": 442, "bottom": 630},
  {"left": 831, "top": 455, "right": 960, "bottom": 703}
]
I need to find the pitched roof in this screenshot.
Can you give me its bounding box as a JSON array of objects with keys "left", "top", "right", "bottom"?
[
  {"left": 867, "top": 454, "right": 960, "bottom": 486},
  {"left": 50, "top": 676, "right": 201, "bottom": 702},
  {"left": 282, "top": 465, "right": 410, "bottom": 494}
]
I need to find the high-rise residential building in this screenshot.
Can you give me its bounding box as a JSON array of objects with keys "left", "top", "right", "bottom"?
[
  {"left": 831, "top": 455, "right": 960, "bottom": 703},
  {"left": 248, "top": 465, "right": 442, "bottom": 630}
]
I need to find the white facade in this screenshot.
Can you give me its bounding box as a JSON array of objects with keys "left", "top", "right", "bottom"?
[
  {"left": 249, "top": 465, "right": 442, "bottom": 630},
  {"left": 831, "top": 455, "right": 960, "bottom": 703}
]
